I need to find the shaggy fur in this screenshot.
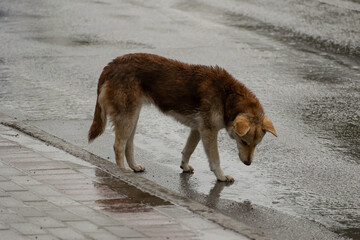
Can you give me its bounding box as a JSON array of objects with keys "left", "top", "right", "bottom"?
[{"left": 88, "top": 53, "right": 276, "bottom": 182}]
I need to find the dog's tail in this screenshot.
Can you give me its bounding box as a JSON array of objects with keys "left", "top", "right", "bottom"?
[
  {"left": 88, "top": 69, "right": 108, "bottom": 143},
  {"left": 88, "top": 99, "right": 106, "bottom": 143}
]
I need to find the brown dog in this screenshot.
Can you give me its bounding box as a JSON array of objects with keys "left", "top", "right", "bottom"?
[{"left": 88, "top": 53, "right": 277, "bottom": 182}]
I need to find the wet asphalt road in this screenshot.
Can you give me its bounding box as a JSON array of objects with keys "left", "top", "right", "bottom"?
[{"left": 0, "top": 0, "right": 359, "bottom": 239}]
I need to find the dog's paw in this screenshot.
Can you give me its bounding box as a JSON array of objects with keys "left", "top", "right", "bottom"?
[
  {"left": 180, "top": 164, "right": 194, "bottom": 173},
  {"left": 123, "top": 167, "right": 134, "bottom": 172},
  {"left": 131, "top": 164, "right": 145, "bottom": 172},
  {"left": 217, "top": 175, "right": 234, "bottom": 183}
]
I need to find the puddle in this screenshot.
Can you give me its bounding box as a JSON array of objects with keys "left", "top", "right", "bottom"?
[
  {"left": 92, "top": 1, "right": 110, "bottom": 5},
  {"left": 30, "top": 36, "right": 101, "bottom": 47},
  {"left": 0, "top": 9, "right": 8, "bottom": 18},
  {"left": 0, "top": 58, "right": 9, "bottom": 96},
  {"left": 225, "top": 11, "right": 360, "bottom": 57},
  {"left": 113, "top": 14, "right": 137, "bottom": 20},
  {"left": 300, "top": 64, "right": 360, "bottom": 162},
  {"left": 93, "top": 168, "right": 171, "bottom": 208},
  {"left": 29, "top": 36, "right": 154, "bottom": 49}
]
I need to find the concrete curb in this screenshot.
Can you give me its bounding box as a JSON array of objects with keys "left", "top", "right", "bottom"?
[{"left": 1, "top": 116, "right": 271, "bottom": 240}]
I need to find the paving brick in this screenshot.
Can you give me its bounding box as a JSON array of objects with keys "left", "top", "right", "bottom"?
[
  {"left": 47, "top": 227, "right": 87, "bottom": 240},
  {"left": 11, "top": 161, "right": 69, "bottom": 171},
  {"left": 76, "top": 168, "right": 113, "bottom": 179},
  {"left": 28, "top": 185, "right": 62, "bottom": 196},
  {"left": 114, "top": 211, "right": 171, "bottom": 221},
  {"left": 26, "top": 143, "right": 60, "bottom": 153},
  {"left": 52, "top": 182, "right": 95, "bottom": 190},
  {"left": 40, "top": 178, "right": 94, "bottom": 186},
  {"left": 10, "top": 175, "right": 42, "bottom": 186},
  {"left": 0, "top": 141, "right": 17, "bottom": 147},
  {"left": 201, "top": 228, "right": 248, "bottom": 240},
  {"left": 28, "top": 216, "right": 66, "bottom": 228},
  {"left": 10, "top": 190, "right": 44, "bottom": 202},
  {"left": 40, "top": 151, "right": 77, "bottom": 161},
  {"left": 138, "top": 224, "right": 197, "bottom": 238},
  {"left": 44, "top": 196, "right": 80, "bottom": 206},
  {"left": 67, "top": 194, "right": 106, "bottom": 202},
  {"left": 33, "top": 174, "right": 85, "bottom": 184},
  {"left": 85, "top": 230, "right": 120, "bottom": 240},
  {"left": 65, "top": 220, "right": 100, "bottom": 233},
  {"left": 177, "top": 217, "right": 215, "bottom": 230},
  {"left": 0, "top": 167, "right": 24, "bottom": 176},
  {"left": 0, "top": 189, "right": 10, "bottom": 197},
  {"left": 58, "top": 160, "right": 94, "bottom": 169},
  {"left": 85, "top": 198, "right": 147, "bottom": 213},
  {"left": 10, "top": 222, "right": 47, "bottom": 235},
  {"left": 31, "top": 168, "right": 79, "bottom": 175},
  {"left": 0, "top": 223, "right": 10, "bottom": 230},
  {"left": 0, "top": 196, "right": 27, "bottom": 207},
  {"left": 34, "top": 173, "right": 86, "bottom": 181},
  {"left": 0, "top": 147, "right": 27, "bottom": 156},
  {"left": 9, "top": 207, "right": 46, "bottom": 217},
  {"left": 60, "top": 205, "right": 97, "bottom": 218},
  {"left": 105, "top": 225, "right": 146, "bottom": 238},
  {"left": 0, "top": 181, "right": 26, "bottom": 191},
  {"left": 124, "top": 217, "right": 176, "bottom": 226},
  {"left": 68, "top": 193, "right": 122, "bottom": 202},
  {"left": 0, "top": 230, "right": 28, "bottom": 240},
  {"left": 65, "top": 206, "right": 118, "bottom": 226},
  {"left": 120, "top": 238, "right": 151, "bottom": 240},
  {"left": 28, "top": 234, "right": 60, "bottom": 240},
  {"left": 1, "top": 155, "right": 50, "bottom": 163},
  {"left": 155, "top": 206, "right": 194, "bottom": 218},
  {"left": 66, "top": 185, "right": 121, "bottom": 195},
  {"left": 45, "top": 210, "right": 83, "bottom": 221},
  {"left": 0, "top": 175, "right": 9, "bottom": 182},
  {"left": 90, "top": 215, "right": 121, "bottom": 227},
  {"left": 0, "top": 212, "right": 27, "bottom": 223},
  {"left": 63, "top": 187, "right": 121, "bottom": 202},
  {"left": 25, "top": 201, "right": 61, "bottom": 211}
]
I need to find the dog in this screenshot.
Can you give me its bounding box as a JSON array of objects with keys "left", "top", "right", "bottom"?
[{"left": 88, "top": 53, "right": 277, "bottom": 182}]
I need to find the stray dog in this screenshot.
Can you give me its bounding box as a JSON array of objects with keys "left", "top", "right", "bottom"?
[{"left": 88, "top": 53, "right": 277, "bottom": 182}]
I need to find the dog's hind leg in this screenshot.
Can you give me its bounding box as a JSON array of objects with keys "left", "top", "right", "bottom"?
[
  {"left": 125, "top": 114, "right": 145, "bottom": 172},
  {"left": 113, "top": 107, "right": 144, "bottom": 172},
  {"left": 113, "top": 124, "right": 132, "bottom": 171},
  {"left": 181, "top": 129, "right": 200, "bottom": 173}
]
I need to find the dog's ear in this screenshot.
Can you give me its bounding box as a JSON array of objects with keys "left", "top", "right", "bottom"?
[
  {"left": 263, "top": 116, "right": 277, "bottom": 137},
  {"left": 234, "top": 115, "right": 250, "bottom": 137}
]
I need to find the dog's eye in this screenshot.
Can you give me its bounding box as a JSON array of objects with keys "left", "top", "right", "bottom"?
[{"left": 241, "top": 140, "right": 248, "bottom": 146}]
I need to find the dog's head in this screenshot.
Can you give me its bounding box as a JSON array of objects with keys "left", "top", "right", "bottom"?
[{"left": 228, "top": 114, "right": 277, "bottom": 166}]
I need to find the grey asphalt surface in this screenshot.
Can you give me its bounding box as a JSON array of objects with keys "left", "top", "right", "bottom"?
[{"left": 0, "top": 0, "right": 359, "bottom": 239}]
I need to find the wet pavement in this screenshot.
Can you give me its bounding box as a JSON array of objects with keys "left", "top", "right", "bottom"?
[
  {"left": 0, "top": 120, "right": 249, "bottom": 240},
  {"left": 0, "top": 0, "right": 359, "bottom": 239}
]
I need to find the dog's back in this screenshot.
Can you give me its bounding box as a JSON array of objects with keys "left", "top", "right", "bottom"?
[{"left": 101, "top": 53, "right": 262, "bottom": 120}]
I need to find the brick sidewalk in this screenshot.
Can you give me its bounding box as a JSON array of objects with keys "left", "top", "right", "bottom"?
[{"left": 0, "top": 124, "right": 247, "bottom": 240}]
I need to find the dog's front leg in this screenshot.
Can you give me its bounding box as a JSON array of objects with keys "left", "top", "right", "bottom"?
[
  {"left": 200, "top": 129, "right": 234, "bottom": 182},
  {"left": 181, "top": 129, "right": 200, "bottom": 173}
]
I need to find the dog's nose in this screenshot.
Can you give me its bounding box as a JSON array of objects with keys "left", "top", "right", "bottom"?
[{"left": 244, "top": 161, "right": 251, "bottom": 166}]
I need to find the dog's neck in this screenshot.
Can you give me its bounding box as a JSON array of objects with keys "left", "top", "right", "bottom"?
[{"left": 223, "top": 81, "right": 264, "bottom": 127}]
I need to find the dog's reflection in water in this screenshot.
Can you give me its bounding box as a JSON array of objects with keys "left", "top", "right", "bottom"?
[{"left": 179, "top": 172, "right": 234, "bottom": 208}]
